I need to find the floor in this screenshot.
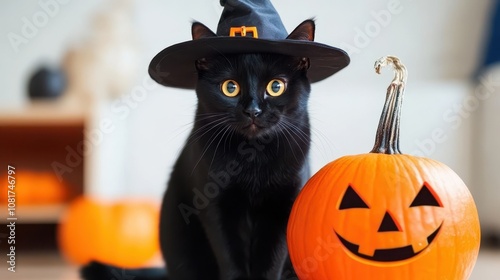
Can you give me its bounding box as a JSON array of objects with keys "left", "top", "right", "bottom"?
[{"left": 1, "top": 249, "right": 499, "bottom": 279}]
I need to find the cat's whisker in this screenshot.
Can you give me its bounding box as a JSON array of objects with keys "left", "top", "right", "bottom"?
[
  {"left": 191, "top": 121, "right": 230, "bottom": 175},
  {"left": 186, "top": 116, "right": 231, "bottom": 147},
  {"left": 166, "top": 113, "right": 229, "bottom": 145},
  {"left": 195, "top": 112, "right": 229, "bottom": 117},
  {"left": 307, "top": 114, "right": 340, "bottom": 160},
  {"left": 169, "top": 122, "right": 211, "bottom": 157},
  {"left": 168, "top": 116, "right": 231, "bottom": 160},
  {"left": 225, "top": 126, "right": 237, "bottom": 154},
  {"left": 283, "top": 115, "right": 336, "bottom": 163},
  {"left": 164, "top": 117, "right": 198, "bottom": 143},
  {"left": 193, "top": 113, "right": 231, "bottom": 125},
  {"left": 190, "top": 127, "right": 224, "bottom": 175},
  {"left": 280, "top": 118, "right": 310, "bottom": 146},
  {"left": 167, "top": 124, "right": 196, "bottom": 144},
  {"left": 283, "top": 125, "right": 303, "bottom": 165},
  {"left": 277, "top": 122, "right": 301, "bottom": 165},
  {"left": 191, "top": 114, "right": 231, "bottom": 128},
  {"left": 184, "top": 122, "right": 228, "bottom": 163},
  {"left": 209, "top": 124, "right": 233, "bottom": 170},
  {"left": 309, "top": 126, "right": 337, "bottom": 162},
  {"left": 280, "top": 121, "right": 307, "bottom": 163},
  {"left": 279, "top": 120, "right": 310, "bottom": 160},
  {"left": 274, "top": 129, "right": 280, "bottom": 150}
]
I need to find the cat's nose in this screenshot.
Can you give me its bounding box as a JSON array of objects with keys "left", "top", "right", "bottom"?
[{"left": 244, "top": 107, "right": 262, "bottom": 118}]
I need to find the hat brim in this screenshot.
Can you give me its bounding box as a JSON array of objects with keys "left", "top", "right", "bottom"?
[{"left": 149, "top": 37, "right": 350, "bottom": 89}]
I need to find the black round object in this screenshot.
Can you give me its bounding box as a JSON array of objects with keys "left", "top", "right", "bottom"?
[{"left": 28, "top": 67, "right": 67, "bottom": 99}]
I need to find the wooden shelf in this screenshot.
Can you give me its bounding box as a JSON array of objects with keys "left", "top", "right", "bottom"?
[
  {"left": 0, "top": 98, "right": 88, "bottom": 126},
  {"left": 0, "top": 204, "right": 67, "bottom": 223},
  {"left": 0, "top": 98, "right": 87, "bottom": 224}
]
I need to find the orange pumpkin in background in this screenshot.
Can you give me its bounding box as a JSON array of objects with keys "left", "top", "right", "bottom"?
[
  {"left": 58, "top": 196, "right": 160, "bottom": 268},
  {"left": 0, "top": 170, "right": 69, "bottom": 205},
  {"left": 287, "top": 56, "right": 480, "bottom": 280},
  {"left": 58, "top": 197, "right": 104, "bottom": 265}
]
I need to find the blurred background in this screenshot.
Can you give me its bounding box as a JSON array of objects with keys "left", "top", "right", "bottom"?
[{"left": 0, "top": 0, "right": 499, "bottom": 279}]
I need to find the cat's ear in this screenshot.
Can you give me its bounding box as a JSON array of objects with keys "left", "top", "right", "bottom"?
[
  {"left": 192, "top": 22, "right": 217, "bottom": 40},
  {"left": 296, "top": 57, "right": 310, "bottom": 70},
  {"left": 195, "top": 58, "right": 211, "bottom": 71},
  {"left": 288, "top": 20, "right": 314, "bottom": 70},
  {"left": 287, "top": 19, "right": 315, "bottom": 41}
]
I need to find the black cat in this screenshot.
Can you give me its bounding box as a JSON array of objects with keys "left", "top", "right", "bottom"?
[
  {"left": 81, "top": 20, "right": 314, "bottom": 280},
  {"left": 159, "top": 21, "right": 313, "bottom": 280}
]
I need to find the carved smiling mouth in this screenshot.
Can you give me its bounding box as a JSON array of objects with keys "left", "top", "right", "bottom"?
[{"left": 334, "top": 224, "right": 442, "bottom": 262}]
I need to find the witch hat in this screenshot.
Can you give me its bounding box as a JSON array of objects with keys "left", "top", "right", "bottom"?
[{"left": 149, "top": 0, "right": 349, "bottom": 89}]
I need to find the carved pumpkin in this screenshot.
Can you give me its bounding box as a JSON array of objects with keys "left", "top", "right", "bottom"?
[
  {"left": 287, "top": 56, "right": 480, "bottom": 280},
  {"left": 58, "top": 196, "right": 160, "bottom": 268}
]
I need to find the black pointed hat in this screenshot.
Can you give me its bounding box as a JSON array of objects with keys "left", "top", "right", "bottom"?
[{"left": 149, "top": 0, "right": 350, "bottom": 89}]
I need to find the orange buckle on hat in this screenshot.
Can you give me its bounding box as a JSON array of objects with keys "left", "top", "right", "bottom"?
[{"left": 229, "top": 26, "right": 258, "bottom": 38}]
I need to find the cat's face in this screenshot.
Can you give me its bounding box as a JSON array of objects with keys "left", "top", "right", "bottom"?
[{"left": 195, "top": 53, "right": 311, "bottom": 139}]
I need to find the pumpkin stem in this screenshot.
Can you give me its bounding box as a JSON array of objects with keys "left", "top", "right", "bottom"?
[{"left": 370, "top": 56, "right": 407, "bottom": 154}]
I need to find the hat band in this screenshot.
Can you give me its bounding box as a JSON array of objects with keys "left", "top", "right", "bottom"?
[{"left": 229, "top": 26, "right": 258, "bottom": 38}]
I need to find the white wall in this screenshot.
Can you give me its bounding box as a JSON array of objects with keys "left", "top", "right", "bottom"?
[
  {"left": 0, "top": 0, "right": 494, "bottom": 201},
  {"left": 0, "top": 0, "right": 492, "bottom": 102}
]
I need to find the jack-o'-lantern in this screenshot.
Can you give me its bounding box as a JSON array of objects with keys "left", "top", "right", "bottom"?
[{"left": 287, "top": 56, "right": 480, "bottom": 280}]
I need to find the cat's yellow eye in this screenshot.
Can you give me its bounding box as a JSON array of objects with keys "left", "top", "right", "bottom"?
[
  {"left": 266, "top": 79, "right": 286, "bottom": 97},
  {"left": 221, "top": 80, "right": 240, "bottom": 97}
]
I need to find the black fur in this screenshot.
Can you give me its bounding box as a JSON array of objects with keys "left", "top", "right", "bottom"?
[
  {"left": 82, "top": 21, "right": 315, "bottom": 280},
  {"left": 81, "top": 262, "right": 167, "bottom": 280},
  {"left": 161, "top": 52, "right": 310, "bottom": 280}
]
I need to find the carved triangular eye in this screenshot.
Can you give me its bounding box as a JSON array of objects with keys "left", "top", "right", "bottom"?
[
  {"left": 410, "top": 183, "right": 442, "bottom": 207},
  {"left": 339, "top": 186, "right": 369, "bottom": 210}
]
